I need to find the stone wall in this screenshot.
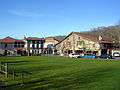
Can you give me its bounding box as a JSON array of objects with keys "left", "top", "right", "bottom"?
[{"left": 55, "top": 32, "right": 101, "bottom": 55}]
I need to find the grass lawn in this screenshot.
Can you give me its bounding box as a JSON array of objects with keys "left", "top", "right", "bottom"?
[{"left": 0, "top": 56, "right": 120, "bottom": 90}]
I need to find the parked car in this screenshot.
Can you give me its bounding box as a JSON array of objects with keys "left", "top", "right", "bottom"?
[
  {"left": 83, "top": 54, "right": 97, "bottom": 58},
  {"left": 77, "top": 56, "right": 82, "bottom": 58},
  {"left": 113, "top": 52, "right": 120, "bottom": 57},
  {"left": 69, "top": 53, "right": 81, "bottom": 58},
  {"left": 98, "top": 54, "right": 112, "bottom": 59}
]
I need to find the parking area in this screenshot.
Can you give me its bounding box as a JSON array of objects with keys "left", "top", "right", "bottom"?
[{"left": 114, "top": 57, "right": 120, "bottom": 59}]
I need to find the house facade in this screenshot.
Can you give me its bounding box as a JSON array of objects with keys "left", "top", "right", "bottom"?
[
  {"left": 0, "top": 33, "right": 116, "bottom": 56},
  {"left": 24, "top": 37, "right": 45, "bottom": 55},
  {"left": 0, "top": 37, "right": 25, "bottom": 56},
  {"left": 0, "top": 36, "right": 45, "bottom": 56},
  {"left": 55, "top": 32, "right": 115, "bottom": 56},
  {"left": 44, "top": 38, "right": 59, "bottom": 54}
]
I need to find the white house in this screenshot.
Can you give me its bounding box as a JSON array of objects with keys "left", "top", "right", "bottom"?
[{"left": 44, "top": 38, "right": 59, "bottom": 54}]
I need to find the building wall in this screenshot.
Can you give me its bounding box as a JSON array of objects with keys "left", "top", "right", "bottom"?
[
  {"left": 44, "top": 39, "right": 58, "bottom": 54},
  {"left": 55, "top": 33, "right": 101, "bottom": 55},
  {"left": 44, "top": 40, "right": 58, "bottom": 48},
  {"left": 0, "top": 41, "right": 25, "bottom": 56},
  {"left": 0, "top": 43, "right": 14, "bottom": 50},
  {"left": 24, "top": 40, "right": 44, "bottom": 55}
]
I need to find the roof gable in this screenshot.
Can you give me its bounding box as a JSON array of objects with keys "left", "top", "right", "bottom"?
[
  {"left": 74, "top": 32, "right": 114, "bottom": 43},
  {"left": 45, "top": 38, "right": 59, "bottom": 43},
  {"left": 24, "top": 37, "right": 44, "bottom": 40},
  {"left": 54, "top": 32, "right": 115, "bottom": 46},
  {"left": 0, "top": 36, "right": 23, "bottom": 43}
]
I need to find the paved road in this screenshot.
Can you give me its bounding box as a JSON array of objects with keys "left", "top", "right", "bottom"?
[{"left": 114, "top": 57, "right": 120, "bottom": 59}]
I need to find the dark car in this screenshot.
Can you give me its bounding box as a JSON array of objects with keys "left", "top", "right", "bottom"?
[
  {"left": 77, "top": 56, "right": 82, "bottom": 58},
  {"left": 98, "top": 54, "right": 112, "bottom": 59},
  {"left": 83, "top": 54, "right": 97, "bottom": 58}
]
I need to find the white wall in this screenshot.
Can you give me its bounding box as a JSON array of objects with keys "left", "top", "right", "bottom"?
[{"left": 44, "top": 40, "right": 58, "bottom": 48}]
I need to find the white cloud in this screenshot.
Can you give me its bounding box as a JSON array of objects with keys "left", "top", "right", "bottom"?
[
  {"left": 8, "top": 10, "right": 68, "bottom": 20},
  {"left": 8, "top": 10, "right": 46, "bottom": 18}
]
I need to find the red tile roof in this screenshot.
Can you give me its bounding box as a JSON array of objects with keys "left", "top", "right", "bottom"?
[
  {"left": 24, "top": 37, "right": 44, "bottom": 40},
  {"left": 45, "top": 38, "right": 54, "bottom": 43},
  {"left": 55, "top": 32, "right": 115, "bottom": 46},
  {"left": 74, "top": 32, "right": 114, "bottom": 43},
  {"left": 0, "top": 36, "right": 23, "bottom": 43}
]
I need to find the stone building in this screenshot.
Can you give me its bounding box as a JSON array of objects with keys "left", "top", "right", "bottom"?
[
  {"left": 0, "top": 36, "right": 45, "bottom": 56},
  {"left": 0, "top": 36, "right": 25, "bottom": 56},
  {"left": 54, "top": 32, "right": 115, "bottom": 56}
]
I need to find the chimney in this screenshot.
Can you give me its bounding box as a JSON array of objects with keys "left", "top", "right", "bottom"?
[{"left": 24, "top": 36, "right": 26, "bottom": 39}]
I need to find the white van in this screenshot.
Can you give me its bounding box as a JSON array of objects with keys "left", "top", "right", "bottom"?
[
  {"left": 69, "top": 53, "right": 81, "bottom": 58},
  {"left": 113, "top": 52, "right": 120, "bottom": 57}
]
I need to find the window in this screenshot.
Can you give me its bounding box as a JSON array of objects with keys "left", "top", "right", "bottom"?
[
  {"left": 77, "top": 41, "right": 80, "bottom": 46},
  {"left": 39, "top": 49, "right": 41, "bottom": 53},
  {"left": 67, "top": 42, "right": 71, "bottom": 46},
  {"left": 22, "top": 45, "right": 24, "bottom": 47},
  {"left": 35, "top": 41, "right": 37, "bottom": 43},
  {"left": 39, "top": 44, "right": 41, "bottom": 48},
  {"left": 47, "top": 44, "right": 53, "bottom": 48},
  {"left": 30, "top": 44, "right": 32, "bottom": 48},
  {"left": 34, "top": 44, "right": 37, "bottom": 48},
  {"left": 30, "top": 49, "right": 32, "bottom": 53},
  {"left": 14, "top": 42, "right": 17, "bottom": 44},
  {"left": 32, "top": 41, "right": 35, "bottom": 43},
  {"left": 14, "top": 45, "right": 17, "bottom": 47},
  {"left": 39, "top": 41, "right": 41, "bottom": 44},
  {"left": 77, "top": 41, "right": 84, "bottom": 46},
  {"left": 18, "top": 45, "right": 20, "bottom": 47},
  {"left": 21, "top": 42, "right": 24, "bottom": 44}
]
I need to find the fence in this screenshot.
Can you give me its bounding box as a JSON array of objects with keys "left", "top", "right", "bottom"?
[
  {"left": 0, "top": 62, "right": 26, "bottom": 85},
  {"left": 0, "top": 62, "right": 8, "bottom": 78}
]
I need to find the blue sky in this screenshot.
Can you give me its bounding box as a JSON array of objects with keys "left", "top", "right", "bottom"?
[{"left": 0, "top": 0, "right": 120, "bottom": 39}]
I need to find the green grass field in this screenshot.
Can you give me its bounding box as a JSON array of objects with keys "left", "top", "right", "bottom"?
[{"left": 0, "top": 56, "right": 120, "bottom": 90}]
